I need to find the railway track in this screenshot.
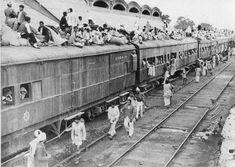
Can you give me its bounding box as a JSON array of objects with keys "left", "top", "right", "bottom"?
[
  {"left": 54, "top": 60, "right": 235, "bottom": 167},
  {"left": 106, "top": 62, "right": 235, "bottom": 167}
]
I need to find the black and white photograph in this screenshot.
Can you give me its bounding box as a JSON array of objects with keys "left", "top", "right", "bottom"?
[{"left": 1, "top": 0, "right": 235, "bottom": 166}]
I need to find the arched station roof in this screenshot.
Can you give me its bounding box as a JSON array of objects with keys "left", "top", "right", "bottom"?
[
  {"left": 127, "top": 1, "right": 141, "bottom": 13},
  {"left": 91, "top": 0, "right": 162, "bottom": 17},
  {"left": 152, "top": 7, "right": 161, "bottom": 17},
  {"left": 112, "top": 0, "right": 128, "bottom": 11},
  {"left": 93, "top": 0, "right": 110, "bottom": 8},
  {"left": 141, "top": 4, "right": 152, "bottom": 15}
]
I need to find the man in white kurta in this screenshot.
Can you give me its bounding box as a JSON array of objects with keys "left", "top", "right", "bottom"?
[
  {"left": 195, "top": 66, "right": 201, "bottom": 82},
  {"left": 163, "top": 80, "right": 174, "bottom": 107},
  {"left": 107, "top": 104, "right": 120, "bottom": 139},
  {"left": 212, "top": 55, "right": 216, "bottom": 68},
  {"left": 71, "top": 119, "right": 86, "bottom": 149}
]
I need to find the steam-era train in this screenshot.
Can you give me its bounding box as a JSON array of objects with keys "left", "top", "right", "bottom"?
[{"left": 1, "top": 36, "right": 234, "bottom": 160}]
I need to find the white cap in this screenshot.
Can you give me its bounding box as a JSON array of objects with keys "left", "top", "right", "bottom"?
[
  {"left": 38, "top": 132, "right": 47, "bottom": 142},
  {"left": 136, "top": 87, "right": 140, "bottom": 92}
]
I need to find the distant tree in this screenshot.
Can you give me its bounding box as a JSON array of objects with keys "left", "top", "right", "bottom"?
[
  {"left": 174, "top": 16, "right": 195, "bottom": 31},
  {"left": 161, "top": 14, "right": 171, "bottom": 24},
  {"left": 200, "top": 23, "right": 213, "bottom": 31}
]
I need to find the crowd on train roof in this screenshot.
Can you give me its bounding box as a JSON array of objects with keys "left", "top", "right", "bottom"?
[{"left": 1, "top": 2, "right": 234, "bottom": 49}]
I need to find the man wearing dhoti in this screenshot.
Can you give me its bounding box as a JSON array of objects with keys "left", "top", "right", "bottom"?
[
  {"left": 71, "top": 118, "right": 86, "bottom": 150},
  {"left": 107, "top": 104, "right": 120, "bottom": 139},
  {"left": 212, "top": 55, "right": 216, "bottom": 68},
  {"left": 195, "top": 61, "right": 201, "bottom": 83},
  {"left": 163, "top": 79, "right": 175, "bottom": 107}
]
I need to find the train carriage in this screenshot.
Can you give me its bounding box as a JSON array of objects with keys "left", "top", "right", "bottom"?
[
  {"left": 1, "top": 36, "right": 234, "bottom": 161},
  {"left": 1, "top": 44, "right": 137, "bottom": 160},
  {"left": 135, "top": 38, "right": 198, "bottom": 86}
]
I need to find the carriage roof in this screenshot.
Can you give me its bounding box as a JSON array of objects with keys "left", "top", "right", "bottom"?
[
  {"left": 1, "top": 37, "right": 232, "bottom": 66},
  {"left": 1, "top": 44, "right": 135, "bottom": 66},
  {"left": 137, "top": 38, "right": 198, "bottom": 49}
]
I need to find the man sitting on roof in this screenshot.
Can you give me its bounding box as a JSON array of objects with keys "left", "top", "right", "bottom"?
[
  {"left": 68, "top": 26, "right": 85, "bottom": 47},
  {"left": 38, "top": 21, "right": 51, "bottom": 44},
  {"left": 18, "top": 16, "right": 40, "bottom": 48}
]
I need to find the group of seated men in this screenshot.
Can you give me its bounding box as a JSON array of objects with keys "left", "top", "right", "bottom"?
[{"left": 3, "top": 3, "right": 234, "bottom": 49}]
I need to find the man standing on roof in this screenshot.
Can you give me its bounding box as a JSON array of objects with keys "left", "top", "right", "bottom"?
[
  {"left": 67, "top": 8, "right": 77, "bottom": 28},
  {"left": 107, "top": 104, "right": 120, "bottom": 140},
  {"left": 71, "top": 118, "right": 86, "bottom": 150},
  {"left": 17, "top": 5, "right": 27, "bottom": 28},
  {"left": 60, "top": 12, "right": 69, "bottom": 32},
  {"left": 122, "top": 99, "right": 136, "bottom": 137}
]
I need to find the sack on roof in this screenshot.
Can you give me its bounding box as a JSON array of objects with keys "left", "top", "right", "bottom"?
[
  {"left": 109, "top": 36, "right": 128, "bottom": 45},
  {"left": 1, "top": 24, "right": 29, "bottom": 46}
]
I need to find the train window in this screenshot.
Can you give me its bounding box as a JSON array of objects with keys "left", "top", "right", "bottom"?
[
  {"left": 156, "top": 55, "right": 164, "bottom": 65},
  {"left": 147, "top": 57, "right": 156, "bottom": 65},
  {"left": 32, "top": 81, "right": 42, "bottom": 100},
  {"left": 2, "top": 86, "right": 14, "bottom": 106},
  {"left": 171, "top": 53, "right": 177, "bottom": 59},
  {"left": 20, "top": 83, "right": 31, "bottom": 101}
]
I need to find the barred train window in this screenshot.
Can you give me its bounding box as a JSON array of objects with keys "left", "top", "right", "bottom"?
[
  {"left": 20, "top": 83, "right": 31, "bottom": 101},
  {"left": 156, "top": 55, "right": 164, "bottom": 65},
  {"left": 2, "top": 86, "right": 14, "bottom": 106}
]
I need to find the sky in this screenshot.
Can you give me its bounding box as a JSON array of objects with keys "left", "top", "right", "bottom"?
[{"left": 135, "top": 0, "right": 235, "bottom": 30}]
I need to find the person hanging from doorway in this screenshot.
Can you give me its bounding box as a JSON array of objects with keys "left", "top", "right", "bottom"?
[
  {"left": 122, "top": 99, "right": 136, "bottom": 138},
  {"left": 107, "top": 104, "right": 120, "bottom": 140},
  {"left": 163, "top": 79, "right": 175, "bottom": 108}
]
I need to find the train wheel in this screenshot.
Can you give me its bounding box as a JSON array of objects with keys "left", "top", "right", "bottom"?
[{"left": 86, "top": 110, "right": 95, "bottom": 121}]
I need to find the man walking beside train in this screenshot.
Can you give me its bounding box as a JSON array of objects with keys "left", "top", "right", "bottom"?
[
  {"left": 122, "top": 99, "right": 136, "bottom": 137},
  {"left": 135, "top": 87, "right": 145, "bottom": 120},
  {"left": 71, "top": 118, "right": 86, "bottom": 150},
  {"left": 195, "top": 60, "right": 201, "bottom": 83},
  {"left": 107, "top": 104, "right": 120, "bottom": 140}
]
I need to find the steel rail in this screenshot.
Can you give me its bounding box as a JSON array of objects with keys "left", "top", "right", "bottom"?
[
  {"left": 164, "top": 68, "right": 235, "bottom": 167},
  {"left": 107, "top": 62, "right": 233, "bottom": 167}
]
